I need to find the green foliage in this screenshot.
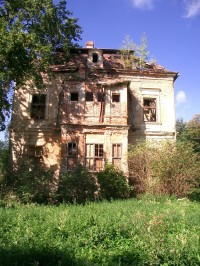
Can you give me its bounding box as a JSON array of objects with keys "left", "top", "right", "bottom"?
[
  {"left": 120, "top": 33, "right": 150, "bottom": 70},
  {"left": 0, "top": 0, "right": 82, "bottom": 129},
  {"left": 0, "top": 199, "right": 199, "bottom": 265},
  {"left": 120, "top": 35, "right": 136, "bottom": 69},
  {"left": 129, "top": 141, "right": 200, "bottom": 197},
  {"left": 0, "top": 140, "right": 9, "bottom": 186},
  {"left": 97, "top": 164, "right": 130, "bottom": 200},
  {"left": 136, "top": 33, "right": 149, "bottom": 69},
  {"left": 177, "top": 114, "right": 200, "bottom": 154},
  {"left": 9, "top": 161, "right": 55, "bottom": 204},
  {"left": 57, "top": 165, "right": 98, "bottom": 203}
]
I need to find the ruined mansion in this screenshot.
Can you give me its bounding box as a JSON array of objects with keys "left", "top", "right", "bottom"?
[{"left": 10, "top": 41, "right": 178, "bottom": 176}]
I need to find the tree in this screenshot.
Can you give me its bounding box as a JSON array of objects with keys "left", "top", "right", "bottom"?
[
  {"left": 120, "top": 33, "right": 150, "bottom": 70},
  {"left": 176, "top": 118, "right": 186, "bottom": 136},
  {"left": 177, "top": 114, "right": 200, "bottom": 155},
  {"left": 0, "top": 0, "right": 82, "bottom": 130}
]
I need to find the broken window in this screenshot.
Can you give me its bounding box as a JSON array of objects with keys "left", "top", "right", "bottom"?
[
  {"left": 28, "top": 145, "right": 43, "bottom": 157},
  {"left": 85, "top": 144, "right": 104, "bottom": 171},
  {"left": 30, "top": 94, "right": 46, "bottom": 119},
  {"left": 112, "top": 93, "right": 120, "bottom": 102},
  {"left": 70, "top": 92, "right": 79, "bottom": 102},
  {"left": 86, "top": 92, "right": 93, "bottom": 102},
  {"left": 92, "top": 53, "right": 98, "bottom": 63},
  {"left": 143, "top": 98, "right": 157, "bottom": 122},
  {"left": 66, "top": 142, "right": 78, "bottom": 170},
  {"left": 67, "top": 142, "right": 77, "bottom": 157},
  {"left": 112, "top": 144, "right": 122, "bottom": 168}
]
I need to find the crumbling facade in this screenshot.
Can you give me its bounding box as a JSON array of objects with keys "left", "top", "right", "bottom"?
[{"left": 10, "top": 41, "right": 178, "bottom": 176}]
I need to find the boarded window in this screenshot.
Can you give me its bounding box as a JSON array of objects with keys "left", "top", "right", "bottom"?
[
  {"left": 85, "top": 144, "right": 104, "bottom": 171},
  {"left": 92, "top": 53, "right": 98, "bottom": 63},
  {"left": 30, "top": 94, "right": 46, "bottom": 119},
  {"left": 112, "top": 144, "right": 122, "bottom": 169},
  {"left": 66, "top": 142, "right": 78, "bottom": 170},
  {"left": 112, "top": 93, "right": 120, "bottom": 102},
  {"left": 86, "top": 92, "right": 93, "bottom": 102},
  {"left": 143, "top": 98, "right": 156, "bottom": 122},
  {"left": 70, "top": 92, "right": 79, "bottom": 101}
]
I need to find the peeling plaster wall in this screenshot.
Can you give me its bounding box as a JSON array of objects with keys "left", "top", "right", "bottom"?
[
  {"left": 10, "top": 59, "right": 176, "bottom": 176},
  {"left": 127, "top": 75, "right": 176, "bottom": 143}
]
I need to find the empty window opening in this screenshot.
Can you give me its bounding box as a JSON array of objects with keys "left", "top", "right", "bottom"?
[
  {"left": 66, "top": 142, "right": 78, "bottom": 170},
  {"left": 28, "top": 146, "right": 43, "bottom": 158},
  {"left": 143, "top": 98, "right": 156, "bottom": 122},
  {"left": 67, "top": 142, "right": 77, "bottom": 157},
  {"left": 112, "top": 144, "right": 122, "bottom": 169},
  {"left": 70, "top": 92, "right": 79, "bottom": 102},
  {"left": 97, "top": 92, "right": 105, "bottom": 102},
  {"left": 112, "top": 93, "right": 120, "bottom": 102},
  {"left": 86, "top": 144, "right": 104, "bottom": 172},
  {"left": 30, "top": 94, "right": 46, "bottom": 119},
  {"left": 86, "top": 92, "right": 93, "bottom": 102},
  {"left": 92, "top": 53, "right": 98, "bottom": 63}
]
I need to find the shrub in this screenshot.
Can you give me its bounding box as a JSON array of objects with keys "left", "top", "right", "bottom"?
[
  {"left": 9, "top": 161, "right": 55, "bottom": 204},
  {"left": 96, "top": 163, "right": 130, "bottom": 200},
  {"left": 57, "top": 165, "right": 98, "bottom": 203},
  {"left": 129, "top": 141, "right": 200, "bottom": 197}
]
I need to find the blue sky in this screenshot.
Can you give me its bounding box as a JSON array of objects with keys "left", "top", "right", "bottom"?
[
  {"left": 1, "top": 0, "right": 199, "bottom": 141},
  {"left": 65, "top": 0, "right": 200, "bottom": 122}
]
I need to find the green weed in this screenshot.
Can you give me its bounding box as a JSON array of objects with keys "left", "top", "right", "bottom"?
[{"left": 0, "top": 198, "right": 199, "bottom": 265}]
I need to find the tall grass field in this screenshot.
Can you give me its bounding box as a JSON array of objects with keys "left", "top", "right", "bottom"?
[{"left": 0, "top": 197, "right": 199, "bottom": 265}]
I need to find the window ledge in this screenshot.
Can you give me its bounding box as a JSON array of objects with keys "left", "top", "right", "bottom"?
[{"left": 143, "top": 122, "right": 162, "bottom": 125}]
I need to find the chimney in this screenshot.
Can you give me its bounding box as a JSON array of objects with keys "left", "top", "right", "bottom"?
[{"left": 86, "top": 41, "right": 94, "bottom": 48}]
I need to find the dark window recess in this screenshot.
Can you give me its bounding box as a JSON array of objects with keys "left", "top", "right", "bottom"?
[
  {"left": 70, "top": 92, "right": 79, "bottom": 101},
  {"left": 95, "top": 144, "right": 103, "bottom": 157},
  {"left": 66, "top": 142, "right": 78, "bottom": 171},
  {"left": 143, "top": 98, "right": 157, "bottom": 122},
  {"left": 67, "top": 142, "right": 77, "bottom": 157},
  {"left": 112, "top": 94, "right": 120, "bottom": 102},
  {"left": 97, "top": 92, "right": 105, "bottom": 102},
  {"left": 92, "top": 53, "right": 98, "bottom": 63},
  {"left": 28, "top": 146, "right": 43, "bottom": 158},
  {"left": 31, "top": 94, "right": 46, "bottom": 119},
  {"left": 86, "top": 92, "right": 93, "bottom": 102}
]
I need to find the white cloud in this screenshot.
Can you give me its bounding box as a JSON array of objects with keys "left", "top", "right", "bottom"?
[
  {"left": 184, "top": 0, "right": 200, "bottom": 18},
  {"left": 176, "top": 90, "right": 187, "bottom": 104},
  {"left": 130, "top": 0, "right": 155, "bottom": 10}
]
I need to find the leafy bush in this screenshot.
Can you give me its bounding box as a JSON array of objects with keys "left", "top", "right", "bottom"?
[
  {"left": 129, "top": 141, "right": 200, "bottom": 197},
  {"left": 97, "top": 163, "right": 130, "bottom": 200},
  {"left": 57, "top": 165, "right": 98, "bottom": 203},
  {"left": 9, "top": 161, "right": 55, "bottom": 204}
]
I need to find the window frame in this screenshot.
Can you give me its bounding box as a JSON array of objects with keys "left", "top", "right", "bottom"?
[
  {"left": 85, "top": 143, "right": 104, "bottom": 172},
  {"left": 140, "top": 88, "right": 161, "bottom": 124},
  {"left": 112, "top": 143, "right": 122, "bottom": 168},
  {"left": 66, "top": 142, "right": 78, "bottom": 171},
  {"left": 112, "top": 93, "right": 120, "bottom": 103},
  {"left": 30, "top": 94, "right": 46, "bottom": 120},
  {"left": 143, "top": 98, "right": 157, "bottom": 122}
]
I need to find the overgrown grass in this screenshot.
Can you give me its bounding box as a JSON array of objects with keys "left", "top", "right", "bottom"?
[{"left": 0, "top": 197, "right": 200, "bottom": 265}]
